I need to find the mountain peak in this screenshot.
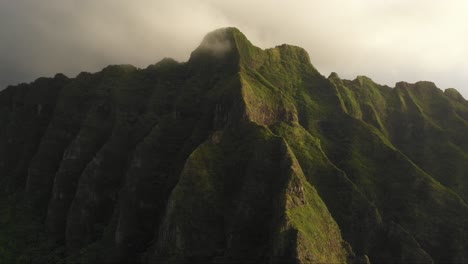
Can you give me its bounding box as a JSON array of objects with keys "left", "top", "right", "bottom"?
[
  {"left": 204, "top": 27, "right": 243, "bottom": 39},
  {"left": 189, "top": 27, "right": 250, "bottom": 59},
  {"left": 445, "top": 87, "right": 466, "bottom": 102},
  {"left": 187, "top": 27, "right": 250, "bottom": 71},
  {"left": 197, "top": 28, "right": 240, "bottom": 56},
  {"left": 328, "top": 72, "right": 340, "bottom": 79}
]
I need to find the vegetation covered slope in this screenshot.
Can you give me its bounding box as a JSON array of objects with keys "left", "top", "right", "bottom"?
[{"left": 0, "top": 27, "right": 467, "bottom": 263}]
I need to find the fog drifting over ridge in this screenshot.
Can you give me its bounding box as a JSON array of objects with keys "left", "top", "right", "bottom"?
[{"left": 1, "top": 0, "right": 467, "bottom": 97}]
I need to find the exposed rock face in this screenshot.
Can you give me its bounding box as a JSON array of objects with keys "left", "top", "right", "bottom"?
[{"left": 0, "top": 27, "right": 467, "bottom": 263}]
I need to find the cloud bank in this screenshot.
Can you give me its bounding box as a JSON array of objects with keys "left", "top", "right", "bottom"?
[{"left": 0, "top": 0, "right": 467, "bottom": 97}]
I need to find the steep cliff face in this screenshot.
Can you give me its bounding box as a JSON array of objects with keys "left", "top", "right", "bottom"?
[
  {"left": 330, "top": 74, "right": 468, "bottom": 202},
  {"left": 0, "top": 28, "right": 467, "bottom": 264}
]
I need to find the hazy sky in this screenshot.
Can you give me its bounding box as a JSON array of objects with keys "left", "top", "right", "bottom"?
[{"left": 1, "top": 0, "right": 467, "bottom": 97}]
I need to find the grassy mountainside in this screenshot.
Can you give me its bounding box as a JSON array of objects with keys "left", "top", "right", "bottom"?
[{"left": 0, "top": 27, "right": 467, "bottom": 263}]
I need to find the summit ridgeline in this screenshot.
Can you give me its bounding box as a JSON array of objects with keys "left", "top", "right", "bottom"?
[{"left": 0, "top": 28, "right": 467, "bottom": 263}]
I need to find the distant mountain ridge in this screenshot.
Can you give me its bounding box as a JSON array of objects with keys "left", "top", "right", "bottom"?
[{"left": 0, "top": 27, "right": 467, "bottom": 263}]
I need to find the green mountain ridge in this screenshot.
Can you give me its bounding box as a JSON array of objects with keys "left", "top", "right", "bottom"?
[{"left": 0, "top": 27, "right": 467, "bottom": 263}]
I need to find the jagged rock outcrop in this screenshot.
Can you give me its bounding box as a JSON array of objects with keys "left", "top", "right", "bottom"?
[{"left": 0, "top": 27, "right": 467, "bottom": 263}]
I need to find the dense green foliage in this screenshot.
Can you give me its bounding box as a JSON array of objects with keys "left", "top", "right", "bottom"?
[{"left": 0, "top": 27, "right": 467, "bottom": 263}]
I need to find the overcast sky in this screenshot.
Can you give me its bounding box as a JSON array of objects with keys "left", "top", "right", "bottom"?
[{"left": 1, "top": 0, "right": 467, "bottom": 97}]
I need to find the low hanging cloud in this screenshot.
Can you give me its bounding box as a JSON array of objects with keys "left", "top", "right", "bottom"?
[
  {"left": 197, "top": 29, "right": 233, "bottom": 58},
  {"left": 0, "top": 0, "right": 467, "bottom": 97}
]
